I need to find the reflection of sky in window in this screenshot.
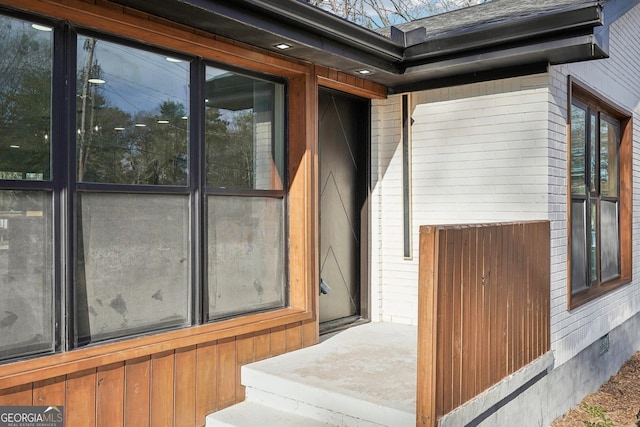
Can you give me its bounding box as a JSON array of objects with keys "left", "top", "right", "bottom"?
[{"left": 77, "top": 37, "right": 189, "bottom": 116}]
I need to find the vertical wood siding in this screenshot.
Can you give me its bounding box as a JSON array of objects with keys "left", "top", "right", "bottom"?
[
  {"left": 0, "top": 321, "right": 313, "bottom": 427},
  {"left": 417, "top": 221, "right": 550, "bottom": 426}
]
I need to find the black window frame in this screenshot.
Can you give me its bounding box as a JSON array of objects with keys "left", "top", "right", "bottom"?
[{"left": 0, "top": 8, "right": 290, "bottom": 362}]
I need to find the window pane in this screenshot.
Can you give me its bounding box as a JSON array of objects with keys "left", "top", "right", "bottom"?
[
  {"left": 205, "top": 67, "right": 284, "bottom": 190},
  {"left": 600, "top": 200, "right": 620, "bottom": 282},
  {"left": 76, "top": 37, "right": 190, "bottom": 185},
  {"left": 207, "top": 196, "right": 285, "bottom": 319},
  {"left": 76, "top": 193, "right": 190, "bottom": 343},
  {"left": 589, "top": 202, "right": 597, "bottom": 284},
  {"left": 589, "top": 112, "right": 597, "bottom": 193},
  {"left": 0, "top": 191, "right": 54, "bottom": 360},
  {"left": 570, "top": 104, "right": 586, "bottom": 195},
  {"left": 571, "top": 200, "right": 588, "bottom": 294},
  {"left": 600, "top": 117, "right": 619, "bottom": 197},
  {"left": 0, "top": 16, "right": 52, "bottom": 180}
]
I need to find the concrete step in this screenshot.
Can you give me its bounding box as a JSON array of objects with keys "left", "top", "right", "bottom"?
[
  {"left": 206, "top": 322, "right": 417, "bottom": 427},
  {"left": 206, "top": 401, "right": 335, "bottom": 426}
]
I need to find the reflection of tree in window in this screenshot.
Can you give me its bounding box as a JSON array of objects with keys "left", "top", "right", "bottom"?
[
  {"left": 206, "top": 107, "right": 255, "bottom": 188},
  {"left": 76, "top": 37, "right": 189, "bottom": 185},
  {"left": 0, "top": 17, "right": 51, "bottom": 180}
]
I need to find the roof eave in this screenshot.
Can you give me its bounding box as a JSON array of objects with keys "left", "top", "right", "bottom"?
[
  {"left": 391, "top": 34, "right": 608, "bottom": 93},
  {"left": 108, "top": 0, "right": 612, "bottom": 90}
]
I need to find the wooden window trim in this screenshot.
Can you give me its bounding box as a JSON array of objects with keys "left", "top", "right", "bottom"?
[
  {"left": 567, "top": 76, "right": 632, "bottom": 310},
  {"left": 0, "top": 308, "right": 312, "bottom": 390}
]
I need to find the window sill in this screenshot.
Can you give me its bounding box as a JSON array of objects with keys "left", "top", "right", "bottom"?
[
  {"left": 568, "top": 276, "right": 632, "bottom": 311},
  {"left": 0, "top": 307, "right": 312, "bottom": 390}
]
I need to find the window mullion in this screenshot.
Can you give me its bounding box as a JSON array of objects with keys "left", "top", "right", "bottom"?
[{"left": 191, "top": 58, "right": 206, "bottom": 326}]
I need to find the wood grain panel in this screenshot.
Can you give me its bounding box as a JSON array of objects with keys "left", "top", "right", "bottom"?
[
  {"left": 66, "top": 369, "right": 96, "bottom": 427},
  {"left": 301, "top": 319, "right": 319, "bottom": 348},
  {"left": 0, "top": 384, "right": 32, "bottom": 406},
  {"left": 124, "top": 357, "right": 150, "bottom": 427},
  {"left": 175, "top": 346, "right": 196, "bottom": 427},
  {"left": 216, "top": 338, "right": 236, "bottom": 409},
  {"left": 416, "top": 226, "right": 439, "bottom": 427},
  {"left": 253, "top": 330, "right": 271, "bottom": 361},
  {"left": 235, "top": 335, "right": 254, "bottom": 402},
  {"left": 451, "top": 228, "right": 462, "bottom": 409},
  {"left": 33, "top": 375, "right": 65, "bottom": 406},
  {"left": 195, "top": 342, "right": 217, "bottom": 426},
  {"left": 150, "top": 351, "right": 175, "bottom": 427},
  {"left": 418, "top": 222, "right": 550, "bottom": 425},
  {"left": 96, "top": 363, "right": 124, "bottom": 427},
  {"left": 460, "top": 227, "right": 474, "bottom": 402},
  {"left": 286, "top": 323, "right": 302, "bottom": 352},
  {"left": 270, "top": 325, "right": 287, "bottom": 357}
]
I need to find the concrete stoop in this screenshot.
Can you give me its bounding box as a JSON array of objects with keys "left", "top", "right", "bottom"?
[{"left": 206, "top": 322, "right": 417, "bottom": 427}]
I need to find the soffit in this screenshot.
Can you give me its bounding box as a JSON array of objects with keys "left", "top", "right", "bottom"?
[{"left": 109, "top": 0, "right": 616, "bottom": 92}]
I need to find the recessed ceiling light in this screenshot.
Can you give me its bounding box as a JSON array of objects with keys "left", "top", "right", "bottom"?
[
  {"left": 32, "top": 24, "right": 52, "bottom": 32},
  {"left": 114, "top": 127, "right": 125, "bottom": 131},
  {"left": 157, "top": 120, "right": 170, "bottom": 124},
  {"left": 356, "top": 69, "right": 372, "bottom": 75},
  {"left": 166, "top": 57, "right": 183, "bottom": 63},
  {"left": 181, "top": 116, "right": 189, "bottom": 120},
  {"left": 135, "top": 123, "right": 146, "bottom": 127},
  {"left": 88, "top": 78, "right": 106, "bottom": 84},
  {"left": 274, "top": 43, "right": 292, "bottom": 50},
  {"left": 10, "top": 145, "right": 20, "bottom": 149}
]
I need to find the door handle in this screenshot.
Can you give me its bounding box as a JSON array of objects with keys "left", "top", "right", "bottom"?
[{"left": 320, "top": 278, "right": 332, "bottom": 295}]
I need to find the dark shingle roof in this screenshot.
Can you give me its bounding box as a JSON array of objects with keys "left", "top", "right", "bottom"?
[{"left": 381, "top": 0, "right": 602, "bottom": 41}]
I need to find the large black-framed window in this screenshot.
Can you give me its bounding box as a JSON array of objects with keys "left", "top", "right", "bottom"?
[
  {"left": 0, "top": 10, "right": 288, "bottom": 361},
  {"left": 568, "top": 79, "right": 629, "bottom": 302},
  {"left": 0, "top": 14, "right": 56, "bottom": 361}
]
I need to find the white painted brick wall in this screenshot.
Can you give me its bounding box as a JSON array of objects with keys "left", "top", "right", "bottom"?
[
  {"left": 545, "top": 3, "right": 640, "bottom": 366},
  {"left": 372, "top": 74, "right": 551, "bottom": 326},
  {"left": 371, "top": 4, "right": 640, "bottom": 367}
]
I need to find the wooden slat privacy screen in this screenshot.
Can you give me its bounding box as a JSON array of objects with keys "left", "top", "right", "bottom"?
[{"left": 417, "top": 221, "right": 550, "bottom": 426}]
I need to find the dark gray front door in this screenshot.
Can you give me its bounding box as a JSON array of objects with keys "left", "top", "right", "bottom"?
[{"left": 318, "top": 89, "right": 368, "bottom": 324}]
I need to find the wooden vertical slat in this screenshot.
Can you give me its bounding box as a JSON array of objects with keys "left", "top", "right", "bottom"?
[
  {"left": 461, "top": 226, "right": 474, "bottom": 403},
  {"left": 235, "top": 334, "right": 254, "bottom": 402},
  {"left": 301, "top": 320, "right": 318, "bottom": 348},
  {"left": 526, "top": 223, "right": 533, "bottom": 363},
  {"left": 195, "top": 342, "right": 217, "bottom": 425},
  {"left": 253, "top": 330, "right": 271, "bottom": 362},
  {"left": 124, "top": 357, "right": 150, "bottom": 427},
  {"left": 96, "top": 362, "right": 124, "bottom": 427},
  {"left": 175, "top": 346, "right": 196, "bottom": 427},
  {"left": 0, "top": 384, "right": 33, "bottom": 405},
  {"left": 270, "top": 325, "right": 287, "bottom": 357},
  {"left": 485, "top": 224, "right": 494, "bottom": 389},
  {"left": 543, "top": 222, "right": 551, "bottom": 352},
  {"left": 416, "top": 226, "right": 439, "bottom": 427},
  {"left": 440, "top": 228, "right": 454, "bottom": 415},
  {"left": 514, "top": 224, "right": 524, "bottom": 371},
  {"left": 498, "top": 224, "right": 509, "bottom": 378},
  {"left": 66, "top": 369, "right": 96, "bottom": 427},
  {"left": 33, "top": 375, "right": 65, "bottom": 406},
  {"left": 216, "top": 338, "right": 236, "bottom": 409},
  {"left": 451, "top": 227, "right": 462, "bottom": 409},
  {"left": 286, "top": 322, "right": 302, "bottom": 352},
  {"left": 492, "top": 224, "right": 502, "bottom": 386},
  {"left": 418, "top": 221, "right": 550, "bottom": 425},
  {"left": 465, "top": 227, "right": 481, "bottom": 399},
  {"left": 150, "top": 351, "right": 175, "bottom": 427}
]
